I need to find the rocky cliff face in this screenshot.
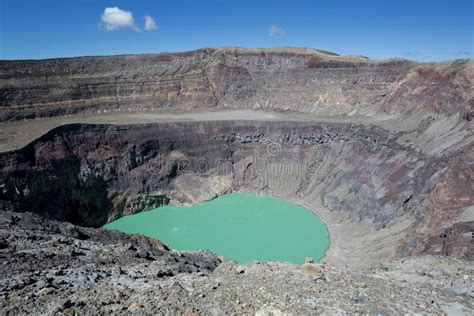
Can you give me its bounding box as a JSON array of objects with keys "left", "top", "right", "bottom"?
[{"left": 1, "top": 47, "right": 472, "bottom": 121}]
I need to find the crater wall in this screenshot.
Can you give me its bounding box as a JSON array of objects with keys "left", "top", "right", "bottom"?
[
  {"left": 1, "top": 47, "right": 472, "bottom": 121},
  {"left": 0, "top": 47, "right": 473, "bottom": 268},
  {"left": 0, "top": 121, "right": 471, "bottom": 268}
]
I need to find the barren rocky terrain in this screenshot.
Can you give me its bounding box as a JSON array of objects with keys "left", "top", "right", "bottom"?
[
  {"left": 0, "top": 47, "right": 472, "bottom": 314},
  {"left": 1, "top": 211, "right": 472, "bottom": 314}
]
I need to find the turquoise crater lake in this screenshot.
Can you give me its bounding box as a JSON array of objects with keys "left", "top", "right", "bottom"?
[{"left": 104, "top": 193, "right": 329, "bottom": 264}]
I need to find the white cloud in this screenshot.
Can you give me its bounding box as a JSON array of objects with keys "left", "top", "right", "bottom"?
[
  {"left": 268, "top": 25, "right": 285, "bottom": 38},
  {"left": 100, "top": 7, "right": 139, "bottom": 31},
  {"left": 144, "top": 15, "right": 158, "bottom": 32}
]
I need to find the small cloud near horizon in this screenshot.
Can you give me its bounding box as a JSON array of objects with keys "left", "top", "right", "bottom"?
[
  {"left": 405, "top": 50, "right": 419, "bottom": 57},
  {"left": 100, "top": 7, "right": 140, "bottom": 32},
  {"left": 268, "top": 25, "right": 285, "bottom": 38},
  {"left": 144, "top": 15, "right": 158, "bottom": 32},
  {"left": 457, "top": 50, "right": 472, "bottom": 56}
]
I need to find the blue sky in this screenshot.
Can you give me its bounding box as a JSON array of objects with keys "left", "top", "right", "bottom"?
[{"left": 0, "top": 0, "right": 473, "bottom": 61}]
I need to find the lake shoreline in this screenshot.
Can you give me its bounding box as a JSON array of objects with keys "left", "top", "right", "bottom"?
[{"left": 105, "top": 193, "right": 329, "bottom": 264}]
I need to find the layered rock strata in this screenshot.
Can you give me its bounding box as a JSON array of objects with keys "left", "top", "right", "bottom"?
[{"left": 1, "top": 47, "right": 472, "bottom": 121}]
